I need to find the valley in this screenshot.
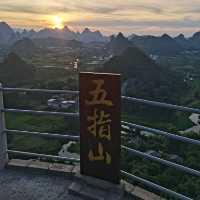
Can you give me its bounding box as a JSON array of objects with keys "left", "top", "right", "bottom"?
[{"left": 0, "top": 21, "right": 200, "bottom": 199}]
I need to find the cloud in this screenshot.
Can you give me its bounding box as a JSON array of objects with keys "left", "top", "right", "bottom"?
[
  {"left": 67, "top": 18, "right": 200, "bottom": 29},
  {"left": 0, "top": 4, "right": 74, "bottom": 15},
  {"left": 133, "top": 5, "right": 163, "bottom": 14},
  {"left": 0, "top": 5, "right": 44, "bottom": 14},
  {"left": 0, "top": 0, "right": 200, "bottom": 36},
  {"left": 0, "top": 1, "right": 164, "bottom": 15},
  {"left": 75, "top": 4, "right": 163, "bottom": 15}
]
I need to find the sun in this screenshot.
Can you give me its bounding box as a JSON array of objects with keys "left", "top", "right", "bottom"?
[{"left": 53, "top": 16, "right": 64, "bottom": 29}]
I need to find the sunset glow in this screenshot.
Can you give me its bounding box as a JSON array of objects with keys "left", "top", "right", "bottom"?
[
  {"left": 0, "top": 0, "right": 200, "bottom": 36},
  {"left": 52, "top": 16, "right": 64, "bottom": 29}
]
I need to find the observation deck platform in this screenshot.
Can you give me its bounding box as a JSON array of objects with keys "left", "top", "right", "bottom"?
[{"left": 0, "top": 159, "right": 165, "bottom": 200}]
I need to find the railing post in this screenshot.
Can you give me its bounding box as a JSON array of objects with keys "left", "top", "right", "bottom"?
[{"left": 0, "top": 83, "right": 8, "bottom": 169}]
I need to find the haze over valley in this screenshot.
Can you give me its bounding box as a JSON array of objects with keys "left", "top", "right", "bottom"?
[{"left": 0, "top": 15, "right": 200, "bottom": 199}]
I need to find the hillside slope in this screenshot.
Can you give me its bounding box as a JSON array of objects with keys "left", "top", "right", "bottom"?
[
  {"left": 102, "top": 47, "right": 186, "bottom": 102},
  {"left": 0, "top": 53, "right": 35, "bottom": 86}
]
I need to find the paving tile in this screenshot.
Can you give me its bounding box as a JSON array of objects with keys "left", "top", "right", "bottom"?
[
  {"left": 7, "top": 159, "right": 32, "bottom": 168},
  {"left": 49, "top": 163, "right": 74, "bottom": 174},
  {"left": 28, "top": 160, "right": 50, "bottom": 170}
]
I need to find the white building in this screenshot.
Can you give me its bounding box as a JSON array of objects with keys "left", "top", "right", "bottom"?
[
  {"left": 60, "top": 100, "right": 76, "bottom": 109},
  {"left": 47, "top": 99, "right": 76, "bottom": 109},
  {"left": 47, "top": 99, "right": 60, "bottom": 109}
]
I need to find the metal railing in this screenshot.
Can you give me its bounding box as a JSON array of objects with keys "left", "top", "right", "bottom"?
[{"left": 0, "top": 84, "right": 200, "bottom": 200}]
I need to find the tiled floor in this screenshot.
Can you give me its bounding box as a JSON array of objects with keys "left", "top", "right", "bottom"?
[{"left": 0, "top": 168, "right": 81, "bottom": 200}]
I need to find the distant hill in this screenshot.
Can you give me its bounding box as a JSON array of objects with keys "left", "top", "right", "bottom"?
[
  {"left": 101, "top": 47, "right": 186, "bottom": 101},
  {"left": 0, "top": 53, "right": 35, "bottom": 86},
  {"left": 130, "top": 34, "right": 184, "bottom": 56},
  {"left": 2, "top": 21, "right": 200, "bottom": 53},
  {"left": 128, "top": 33, "right": 138, "bottom": 40},
  {"left": 174, "top": 32, "right": 200, "bottom": 50},
  {"left": 174, "top": 34, "right": 192, "bottom": 50},
  {"left": 10, "top": 38, "right": 42, "bottom": 57},
  {"left": 0, "top": 21, "right": 104, "bottom": 44},
  {"left": 33, "top": 26, "right": 77, "bottom": 40},
  {"left": 106, "top": 33, "right": 134, "bottom": 55},
  {"left": 18, "top": 26, "right": 107, "bottom": 43},
  {"left": 78, "top": 28, "right": 108, "bottom": 43},
  {"left": 32, "top": 37, "right": 83, "bottom": 48},
  {"left": 189, "top": 32, "right": 200, "bottom": 50},
  {"left": 18, "top": 29, "right": 36, "bottom": 39},
  {"left": 0, "top": 22, "right": 17, "bottom": 47}
]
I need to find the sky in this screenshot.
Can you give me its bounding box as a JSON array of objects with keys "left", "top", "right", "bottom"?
[{"left": 0, "top": 0, "right": 200, "bottom": 36}]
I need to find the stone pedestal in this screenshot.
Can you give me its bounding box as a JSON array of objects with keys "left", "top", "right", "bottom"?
[{"left": 68, "top": 173, "right": 124, "bottom": 200}]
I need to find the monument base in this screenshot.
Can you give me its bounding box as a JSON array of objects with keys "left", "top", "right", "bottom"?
[{"left": 68, "top": 173, "right": 124, "bottom": 200}]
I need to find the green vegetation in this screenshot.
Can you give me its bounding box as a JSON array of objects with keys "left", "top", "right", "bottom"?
[
  {"left": 1, "top": 46, "right": 200, "bottom": 199},
  {"left": 6, "top": 113, "right": 79, "bottom": 155},
  {"left": 102, "top": 47, "right": 187, "bottom": 103},
  {"left": 130, "top": 34, "right": 183, "bottom": 56},
  {"left": 0, "top": 53, "right": 35, "bottom": 86},
  {"left": 121, "top": 131, "right": 200, "bottom": 199}
]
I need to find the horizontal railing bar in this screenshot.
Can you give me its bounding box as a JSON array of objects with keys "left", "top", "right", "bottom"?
[
  {"left": 9, "top": 129, "right": 200, "bottom": 175},
  {"left": 1, "top": 86, "right": 200, "bottom": 114},
  {"left": 1, "top": 87, "right": 79, "bottom": 95},
  {"left": 121, "top": 170, "right": 193, "bottom": 200},
  {"left": 122, "top": 145, "right": 200, "bottom": 177},
  {"left": 121, "top": 121, "right": 200, "bottom": 146},
  {"left": 122, "top": 96, "right": 200, "bottom": 114},
  {"left": 5, "top": 129, "right": 127, "bottom": 140},
  {"left": 2, "top": 108, "right": 79, "bottom": 117},
  {"left": 1, "top": 87, "right": 200, "bottom": 114},
  {"left": 7, "top": 150, "right": 80, "bottom": 163},
  {"left": 5, "top": 129, "right": 80, "bottom": 141}
]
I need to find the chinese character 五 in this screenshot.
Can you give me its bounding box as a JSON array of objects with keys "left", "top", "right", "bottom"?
[{"left": 85, "top": 79, "right": 113, "bottom": 106}]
